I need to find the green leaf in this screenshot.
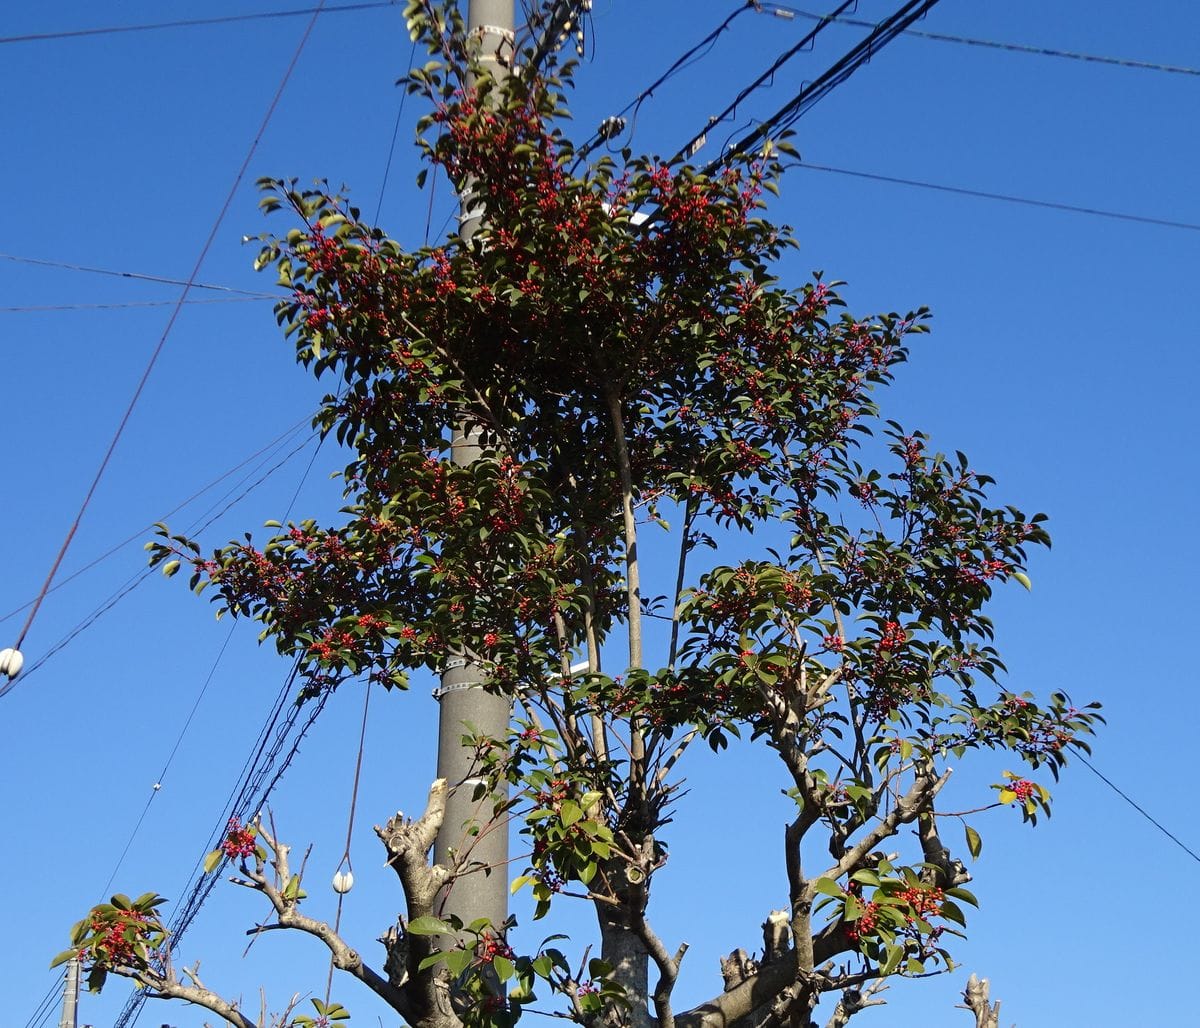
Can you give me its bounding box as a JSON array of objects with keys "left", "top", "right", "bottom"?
[
  {"left": 812, "top": 877, "right": 843, "bottom": 898},
  {"left": 493, "top": 955, "right": 515, "bottom": 982},
  {"left": 406, "top": 916, "right": 452, "bottom": 936},
  {"left": 203, "top": 849, "right": 223, "bottom": 873},
  {"left": 880, "top": 944, "right": 904, "bottom": 976},
  {"left": 1013, "top": 571, "right": 1032, "bottom": 590},
  {"left": 444, "top": 948, "right": 473, "bottom": 975},
  {"left": 162, "top": 560, "right": 181, "bottom": 578},
  {"left": 49, "top": 949, "right": 79, "bottom": 969},
  {"left": 560, "top": 799, "right": 582, "bottom": 827},
  {"left": 964, "top": 823, "right": 983, "bottom": 859}
]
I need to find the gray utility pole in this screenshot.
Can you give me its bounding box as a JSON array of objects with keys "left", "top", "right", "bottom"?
[
  {"left": 58, "top": 957, "right": 79, "bottom": 1028},
  {"left": 432, "top": 0, "right": 516, "bottom": 934}
]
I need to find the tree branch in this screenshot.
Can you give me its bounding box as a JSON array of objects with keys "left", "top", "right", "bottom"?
[
  {"left": 959, "top": 974, "right": 1001, "bottom": 1028},
  {"left": 247, "top": 821, "right": 411, "bottom": 1019},
  {"left": 824, "top": 980, "right": 888, "bottom": 1028},
  {"left": 128, "top": 962, "right": 258, "bottom": 1028}
]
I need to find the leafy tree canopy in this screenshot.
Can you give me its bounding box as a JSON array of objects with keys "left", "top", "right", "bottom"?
[{"left": 69, "top": 3, "right": 1100, "bottom": 1026}]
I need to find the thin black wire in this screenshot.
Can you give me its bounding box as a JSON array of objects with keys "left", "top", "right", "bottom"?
[
  {"left": 0, "top": 432, "right": 318, "bottom": 692},
  {"left": 113, "top": 671, "right": 298, "bottom": 1028},
  {"left": 0, "top": 251, "right": 271, "bottom": 295},
  {"left": 1077, "top": 755, "right": 1200, "bottom": 865},
  {"left": 796, "top": 161, "right": 1200, "bottom": 232},
  {"left": 113, "top": 417, "right": 336, "bottom": 1027},
  {"left": 98, "top": 625, "right": 239, "bottom": 899},
  {"left": 5, "top": 0, "right": 329, "bottom": 667},
  {"left": 711, "top": 0, "right": 944, "bottom": 173},
  {"left": 1, "top": 296, "right": 273, "bottom": 312},
  {"left": 674, "top": 0, "right": 858, "bottom": 163},
  {"left": 21, "top": 979, "right": 59, "bottom": 1028},
  {"left": 762, "top": 4, "right": 1200, "bottom": 77},
  {"left": 574, "top": 1, "right": 756, "bottom": 159},
  {"left": 0, "top": 415, "right": 310, "bottom": 629},
  {"left": 0, "top": 2, "right": 393, "bottom": 45},
  {"left": 373, "top": 36, "right": 420, "bottom": 226},
  {"left": 115, "top": 669, "right": 330, "bottom": 1028}
]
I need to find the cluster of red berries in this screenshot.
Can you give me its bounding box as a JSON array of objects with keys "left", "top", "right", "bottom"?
[
  {"left": 897, "top": 886, "right": 943, "bottom": 921},
  {"left": 1009, "top": 779, "right": 1036, "bottom": 803},
  {"left": 83, "top": 910, "right": 150, "bottom": 966},
  {"left": 845, "top": 901, "right": 880, "bottom": 942},
  {"left": 478, "top": 933, "right": 515, "bottom": 965},
  {"left": 877, "top": 621, "right": 906, "bottom": 653},
  {"left": 308, "top": 628, "right": 355, "bottom": 662},
  {"left": 222, "top": 817, "right": 257, "bottom": 859}
]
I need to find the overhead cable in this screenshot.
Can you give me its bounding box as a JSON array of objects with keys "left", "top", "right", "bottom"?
[
  {"left": 0, "top": 415, "right": 311, "bottom": 629},
  {"left": 1078, "top": 754, "right": 1200, "bottom": 865},
  {"left": 0, "top": 2, "right": 392, "bottom": 46},
  {"left": 0, "top": 252, "right": 271, "bottom": 296},
  {"left": 796, "top": 160, "right": 1200, "bottom": 232},
  {"left": 575, "top": 1, "right": 757, "bottom": 159},
  {"left": 761, "top": 4, "right": 1200, "bottom": 77},
  {"left": 1, "top": 297, "right": 273, "bottom": 312},
  {"left": 708, "top": 0, "right": 945, "bottom": 174},
  {"left": 0, "top": 431, "right": 318, "bottom": 694},
  {"left": 674, "top": 0, "right": 859, "bottom": 163},
  {"left": 2, "top": 0, "right": 328, "bottom": 683}
]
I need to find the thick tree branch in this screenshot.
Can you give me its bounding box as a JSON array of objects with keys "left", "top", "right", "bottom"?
[
  {"left": 823, "top": 980, "right": 888, "bottom": 1028},
  {"left": 959, "top": 974, "right": 1001, "bottom": 1028},
  {"left": 819, "top": 768, "right": 953, "bottom": 887},
  {"left": 631, "top": 913, "right": 688, "bottom": 1028},
  {"left": 246, "top": 821, "right": 410, "bottom": 1019},
  {"left": 374, "top": 778, "right": 459, "bottom": 1028},
  {"left": 128, "top": 963, "right": 258, "bottom": 1028}
]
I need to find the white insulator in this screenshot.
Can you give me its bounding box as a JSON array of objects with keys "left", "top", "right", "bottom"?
[
  {"left": 332, "top": 869, "right": 355, "bottom": 894},
  {"left": 0, "top": 648, "right": 23, "bottom": 680}
]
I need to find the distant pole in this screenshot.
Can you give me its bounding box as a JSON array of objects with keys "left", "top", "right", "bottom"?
[
  {"left": 58, "top": 957, "right": 79, "bottom": 1028},
  {"left": 432, "top": 0, "right": 516, "bottom": 933}
]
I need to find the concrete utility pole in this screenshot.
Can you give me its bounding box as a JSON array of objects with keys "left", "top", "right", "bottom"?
[
  {"left": 57, "top": 957, "right": 79, "bottom": 1028},
  {"left": 432, "top": 0, "right": 516, "bottom": 934}
]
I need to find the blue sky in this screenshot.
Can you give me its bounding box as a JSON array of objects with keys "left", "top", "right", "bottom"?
[{"left": 3, "top": 2, "right": 1197, "bottom": 1025}]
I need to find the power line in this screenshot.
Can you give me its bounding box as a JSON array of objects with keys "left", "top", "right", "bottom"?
[
  {"left": 0, "top": 416, "right": 311, "bottom": 629},
  {"left": 3, "top": 0, "right": 328, "bottom": 676},
  {"left": 0, "top": 296, "right": 274, "bottom": 312},
  {"left": 102, "top": 415, "right": 335, "bottom": 1027},
  {"left": 373, "top": 35, "right": 419, "bottom": 226},
  {"left": 674, "top": 0, "right": 859, "bottom": 163},
  {"left": 1078, "top": 754, "right": 1200, "bottom": 865},
  {"left": 0, "top": 252, "right": 271, "bottom": 295},
  {"left": 796, "top": 160, "right": 1200, "bottom": 232},
  {"left": 709, "top": 0, "right": 945, "bottom": 173},
  {"left": 761, "top": 4, "right": 1200, "bottom": 78},
  {"left": 114, "top": 664, "right": 332, "bottom": 1028},
  {"left": 21, "top": 979, "right": 59, "bottom": 1028},
  {"left": 0, "top": 2, "right": 393, "bottom": 46},
  {"left": 575, "top": 1, "right": 757, "bottom": 158},
  {"left": 0, "top": 431, "right": 318, "bottom": 693}
]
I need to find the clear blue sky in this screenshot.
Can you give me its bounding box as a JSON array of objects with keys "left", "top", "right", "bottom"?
[{"left": 3, "top": 2, "right": 1197, "bottom": 1025}]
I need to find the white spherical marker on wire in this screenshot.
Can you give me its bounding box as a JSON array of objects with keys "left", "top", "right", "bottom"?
[
  {"left": 332, "top": 869, "right": 354, "bottom": 895},
  {"left": 0, "top": 648, "right": 24, "bottom": 681}
]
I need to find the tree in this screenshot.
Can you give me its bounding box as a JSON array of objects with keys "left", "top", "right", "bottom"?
[{"left": 57, "top": 2, "right": 1100, "bottom": 1025}]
